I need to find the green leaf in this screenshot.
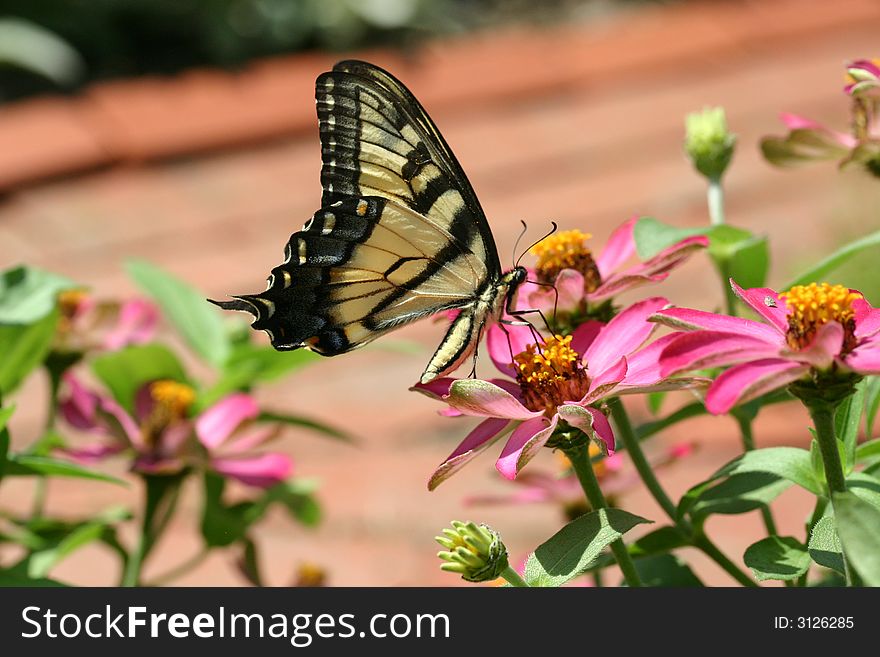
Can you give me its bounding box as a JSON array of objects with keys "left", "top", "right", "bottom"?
[
  {"left": 856, "top": 437, "right": 880, "bottom": 466},
  {"left": 0, "top": 405, "right": 12, "bottom": 480},
  {"left": 808, "top": 516, "right": 845, "bottom": 575},
  {"left": 836, "top": 379, "right": 866, "bottom": 473},
  {"left": 3, "top": 454, "right": 126, "bottom": 485},
  {"left": 630, "top": 554, "right": 703, "bottom": 587},
  {"left": 524, "top": 508, "right": 651, "bottom": 587},
  {"left": 126, "top": 259, "right": 230, "bottom": 366},
  {"left": 845, "top": 471, "right": 880, "bottom": 511},
  {"left": 0, "top": 567, "right": 68, "bottom": 587},
  {"left": 832, "top": 491, "right": 880, "bottom": 586},
  {"left": 647, "top": 392, "right": 666, "bottom": 415},
  {"left": 683, "top": 472, "right": 791, "bottom": 521},
  {"left": 238, "top": 537, "right": 264, "bottom": 587},
  {"left": 744, "top": 536, "right": 810, "bottom": 582},
  {"left": 784, "top": 230, "right": 880, "bottom": 289},
  {"left": 200, "top": 345, "right": 319, "bottom": 408},
  {"left": 200, "top": 473, "right": 252, "bottom": 547},
  {"left": 865, "top": 375, "right": 880, "bottom": 438},
  {"left": 0, "top": 310, "right": 59, "bottom": 395},
  {"left": 712, "top": 447, "right": 821, "bottom": 494},
  {"left": 633, "top": 217, "right": 707, "bottom": 260},
  {"left": 726, "top": 233, "right": 769, "bottom": 289},
  {"left": 262, "top": 478, "right": 322, "bottom": 526},
  {"left": 27, "top": 521, "right": 106, "bottom": 578},
  {"left": 0, "top": 266, "right": 75, "bottom": 324},
  {"left": 259, "top": 410, "right": 353, "bottom": 444},
  {"left": 91, "top": 343, "right": 187, "bottom": 413},
  {"left": 628, "top": 525, "right": 690, "bottom": 557}
]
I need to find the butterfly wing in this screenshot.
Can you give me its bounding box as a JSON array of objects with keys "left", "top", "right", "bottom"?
[{"left": 211, "top": 60, "right": 510, "bottom": 380}]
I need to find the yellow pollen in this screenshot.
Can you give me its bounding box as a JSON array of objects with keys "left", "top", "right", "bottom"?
[
  {"left": 529, "top": 229, "right": 602, "bottom": 291},
  {"left": 780, "top": 283, "right": 862, "bottom": 352},
  {"left": 149, "top": 379, "right": 196, "bottom": 419},
  {"left": 513, "top": 335, "right": 591, "bottom": 416}
]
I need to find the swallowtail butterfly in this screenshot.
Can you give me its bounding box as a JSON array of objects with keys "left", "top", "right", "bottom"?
[{"left": 210, "top": 60, "right": 528, "bottom": 384}]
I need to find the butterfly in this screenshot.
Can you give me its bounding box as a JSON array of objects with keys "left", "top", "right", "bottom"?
[{"left": 210, "top": 60, "right": 528, "bottom": 384}]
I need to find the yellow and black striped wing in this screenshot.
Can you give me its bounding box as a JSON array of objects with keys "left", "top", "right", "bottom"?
[{"left": 210, "top": 60, "right": 507, "bottom": 374}]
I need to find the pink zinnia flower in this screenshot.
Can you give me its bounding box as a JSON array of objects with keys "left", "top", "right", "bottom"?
[
  {"left": 59, "top": 374, "right": 292, "bottom": 488},
  {"left": 413, "top": 297, "right": 705, "bottom": 489},
  {"left": 654, "top": 281, "right": 880, "bottom": 414},
  {"left": 522, "top": 222, "right": 707, "bottom": 321}
]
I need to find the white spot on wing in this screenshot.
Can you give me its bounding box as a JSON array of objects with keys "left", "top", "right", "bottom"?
[
  {"left": 298, "top": 239, "right": 307, "bottom": 265},
  {"left": 322, "top": 212, "right": 336, "bottom": 235}
]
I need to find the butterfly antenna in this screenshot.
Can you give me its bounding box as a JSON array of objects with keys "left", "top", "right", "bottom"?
[
  {"left": 524, "top": 279, "right": 561, "bottom": 328},
  {"left": 511, "top": 220, "right": 529, "bottom": 269},
  {"left": 515, "top": 221, "right": 558, "bottom": 268}
]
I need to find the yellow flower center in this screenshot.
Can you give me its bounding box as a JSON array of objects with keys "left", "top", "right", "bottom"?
[
  {"left": 294, "top": 562, "right": 327, "bottom": 587},
  {"left": 141, "top": 379, "right": 195, "bottom": 447},
  {"left": 530, "top": 229, "right": 602, "bottom": 292},
  {"left": 58, "top": 289, "right": 88, "bottom": 319},
  {"left": 780, "top": 283, "right": 862, "bottom": 352},
  {"left": 513, "top": 335, "right": 591, "bottom": 416}
]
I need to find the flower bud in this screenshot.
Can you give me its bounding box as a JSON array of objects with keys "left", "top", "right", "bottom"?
[
  {"left": 845, "top": 59, "right": 880, "bottom": 98},
  {"left": 685, "top": 106, "right": 736, "bottom": 180},
  {"left": 435, "top": 520, "right": 509, "bottom": 583}
]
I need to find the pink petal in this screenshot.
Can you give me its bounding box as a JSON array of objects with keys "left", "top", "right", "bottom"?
[
  {"left": 587, "top": 272, "right": 668, "bottom": 303},
  {"left": 618, "top": 334, "right": 698, "bottom": 388},
  {"left": 778, "top": 113, "right": 857, "bottom": 147},
  {"left": 102, "top": 298, "right": 159, "bottom": 350},
  {"left": 651, "top": 307, "right": 782, "bottom": 342},
  {"left": 659, "top": 331, "right": 782, "bottom": 376},
  {"left": 58, "top": 443, "right": 125, "bottom": 463},
  {"left": 95, "top": 396, "right": 143, "bottom": 449},
  {"left": 585, "top": 297, "right": 668, "bottom": 374},
  {"left": 570, "top": 320, "right": 603, "bottom": 357},
  {"left": 134, "top": 383, "right": 156, "bottom": 424},
  {"left": 521, "top": 270, "right": 583, "bottom": 315},
  {"left": 223, "top": 426, "right": 280, "bottom": 454},
  {"left": 495, "top": 415, "right": 558, "bottom": 480},
  {"left": 211, "top": 453, "right": 293, "bottom": 488},
  {"left": 155, "top": 421, "right": 193, "bottom": 458},
  {"left": 486, "top": 321, "right": 535, "bottom": 378},
  {"left": 428, "top": 417, "right": 510, "bottom": 490},
  {"left": 446, "top": 379, "right": 542, "bottom": 420},
  {"left": 786, "top": 321, "right": 843, "bottom": 370},
  {"left": 854, "top": 297, "right": 880, "bottom": 339},
  {"left": 848, "top": 59, "right": 880, "bottom": 78},
  {"left": 133, "top": 456, "right": 186, "bottom": 476},
  {"left": 731, "top": 281, "right": 789, "bottom": 335},
  {"left": 411, "top": 377, "right": 457, "bottom": 400},
  {"left": 557, "top": 404, "right": 615, "bottom": 454},
  {"left": 595, "top": 217, "right": 637, "bottom": 278},
  {"left": 59, "top": 374, "right": 99, "bottom": 430},
  {"left": 196, "top": 393, "right": 260, "bottom": 449},
  {"left": 706, "top": 359, "right": 809, "bottom": 414},
  {"left": 843, "top": 340, "right": 880, "bottom": 374},
  {"left": 636, "top": 235, "right": 709, "bottom": 275},
  {"left": 581, "top": 356, "right": 627, "bottom": 406}
]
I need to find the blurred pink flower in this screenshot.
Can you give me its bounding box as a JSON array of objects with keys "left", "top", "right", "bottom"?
[
  {"left": 762, "top": 59, "right": 880, "bottom": 175},
  {"left": 56, "top": 290, "right": 159, "bottom": 352},
  {"left": 654, "top": 281, "right": 880, "bottom": 414},
  {"left": 413, "top": 297, "right": 705, "bottom": 489},
  {"left": 59, "top": 374, "right": 292, "bottom": 487},
  {"left": 522, "top": 222, "right": 707, "bottom": 320}
]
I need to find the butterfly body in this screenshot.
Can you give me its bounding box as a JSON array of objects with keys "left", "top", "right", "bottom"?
[{"left": 211, "top": 60, "right": 526, "bottom": 383}]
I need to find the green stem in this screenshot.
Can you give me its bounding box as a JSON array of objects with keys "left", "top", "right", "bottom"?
[
  {"left": 146, "top": 547, "right": 210, "bottom": 587},
  {"left": 565, "top": 443, "right": 642, "bottom": 587},
  {"left": 501, "top": 566, "right": 529, "bottom": 588},
  {"left": 121, "top": 475, "right": 183, "bottom": 587},
  {"left": 733, "top": 412, "right": 778, "bottom": 536},
  {"left": 807, "top": 404, "right": 847, "bottom": 495},
  {"left": 31, "top": 366, "right": 63, "bottom": 520},
  {"left": 707, "top": 178, "right": 725, "bottom": 226},
  {"left": 797, "top": 499, "right": 827, "bottom": 587},
  {"left": 806, "top": 402, "right": 861, "bottom": 586},
  {"left": 607, "top": 397, "right": 757, "bottom": 587}
]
